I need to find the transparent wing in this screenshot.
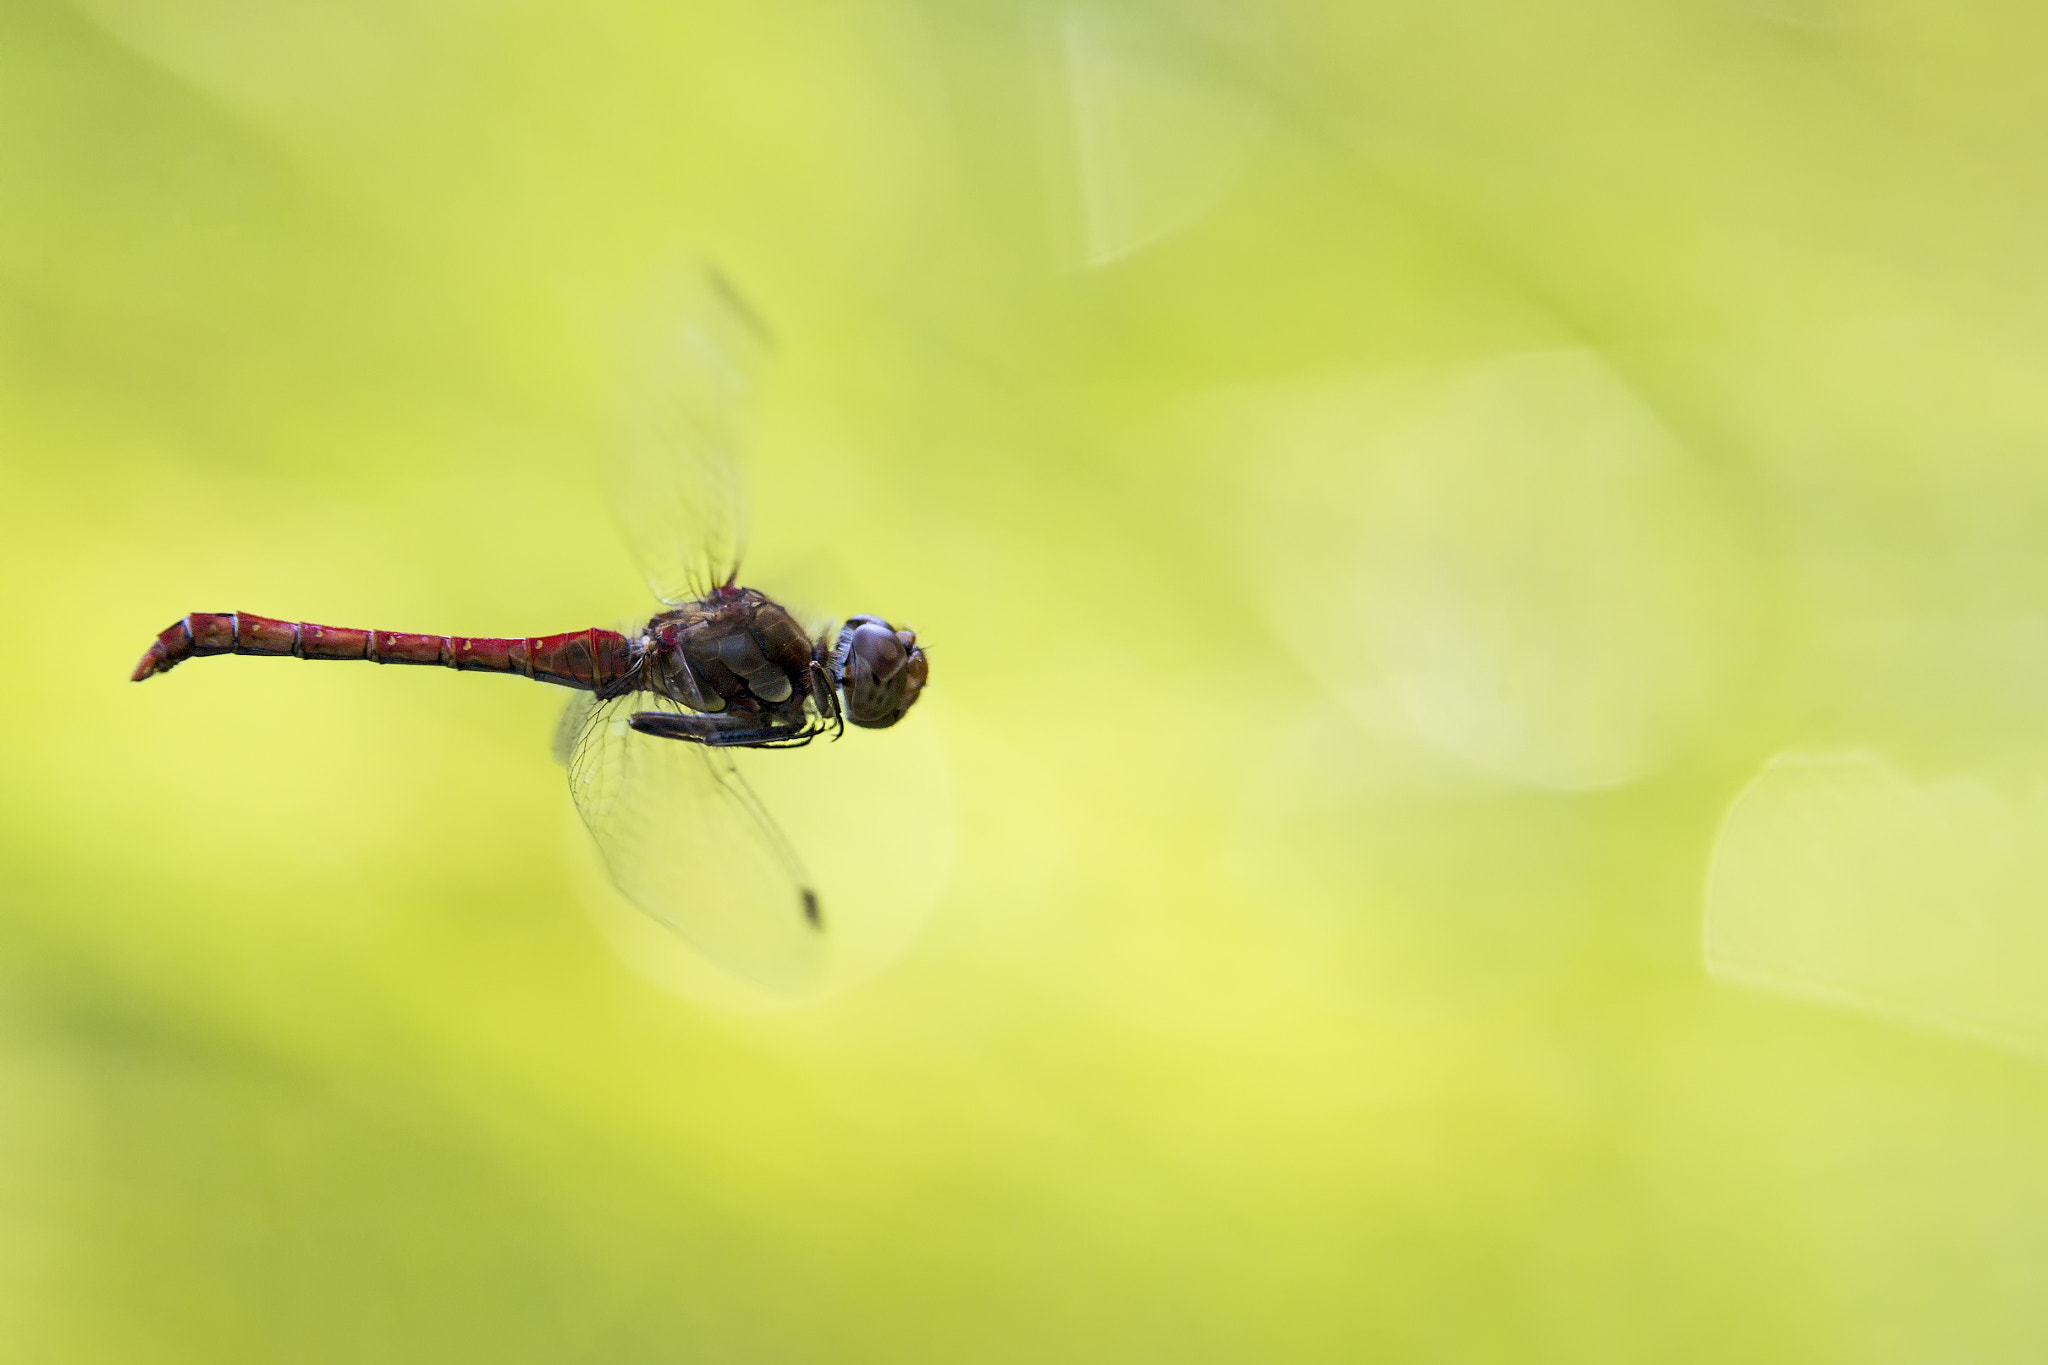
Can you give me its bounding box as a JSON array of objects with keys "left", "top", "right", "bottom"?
[
  {"left": 562, "top": 691, "right": 827, "bottom": 994},
  {"left": 552, "top": 688, "right": 599, "bottom": 767},
  {"left": 610, "top": 268, "right": 774, "bottom": 605}
]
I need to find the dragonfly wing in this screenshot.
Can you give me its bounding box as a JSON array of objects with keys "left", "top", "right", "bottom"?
[
  {"left": 564, "top": 693, "right": 827, "bottom": 993},
  {"left": 609, "top": 268, "right": 773, "bottom": 605},
  {"left": 552, "top": 689, "right": 599, "bottom": 768}
]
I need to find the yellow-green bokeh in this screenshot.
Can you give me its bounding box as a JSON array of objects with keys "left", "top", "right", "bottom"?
[{"left": 9, "top": 0, "right": 2048, "bottom": 1359}]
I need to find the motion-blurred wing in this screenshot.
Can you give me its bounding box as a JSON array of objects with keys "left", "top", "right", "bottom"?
[
  {"left": 563, "top": 692, "right": 827, "bottom": 993},
  {"left": 610, "top": 269, "right": 773, "bottom": 605}
]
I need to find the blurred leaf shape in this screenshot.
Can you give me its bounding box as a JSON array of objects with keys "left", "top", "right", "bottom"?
[
  {"left": 73, "top": 0, "right": 412, "bottom": 115},
  {"left": 1058, "top": 2, "right": 1270, "bottom": 268},
  {"left": 1707, "top": 750, "right": 2048, "bottom": 1055},
  {"left": 1239, "top": 347, "right": 1750, "bottom": 790}
]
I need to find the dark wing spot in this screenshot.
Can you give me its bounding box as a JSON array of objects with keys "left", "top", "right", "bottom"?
[{"left": 801, "top": 889, "right": 823, "bottom": 930}]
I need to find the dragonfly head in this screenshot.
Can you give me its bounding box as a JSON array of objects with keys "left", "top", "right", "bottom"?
[{"left": 831, "top": 615, "right": 927, "bottom": 729}]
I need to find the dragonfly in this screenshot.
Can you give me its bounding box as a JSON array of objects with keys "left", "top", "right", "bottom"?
[{"left": 130, "top": 272, "right": 928, "bottom": 991}]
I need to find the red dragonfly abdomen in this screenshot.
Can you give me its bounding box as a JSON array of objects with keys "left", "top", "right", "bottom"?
[{"left": 131, "top": 612, "right": 636, "bottom": 693}]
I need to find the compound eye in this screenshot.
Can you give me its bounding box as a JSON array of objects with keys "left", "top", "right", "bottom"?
[
  {"left": 851, "top": 622, "right": 907, "bottom": 680},
  {"left": 835, "top": 614, "right": 927, "bottom": 728}
]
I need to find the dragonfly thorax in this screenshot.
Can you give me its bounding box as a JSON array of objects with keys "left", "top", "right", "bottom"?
[{"left": 639, "top": 587, "right": 816, "bottom": 719}]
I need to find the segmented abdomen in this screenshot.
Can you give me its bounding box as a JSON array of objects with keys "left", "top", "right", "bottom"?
[{"left": 131, "top": 612, "right": 635, "bottom": 693}]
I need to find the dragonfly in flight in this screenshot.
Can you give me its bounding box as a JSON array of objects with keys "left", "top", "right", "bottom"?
[{"left": 131, "top": 273, "right": 928, "bottom": 989}]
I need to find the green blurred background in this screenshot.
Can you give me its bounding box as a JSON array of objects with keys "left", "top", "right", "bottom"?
[{"left": 9, "top": 0, "right": 2048, "bottom": 1359}]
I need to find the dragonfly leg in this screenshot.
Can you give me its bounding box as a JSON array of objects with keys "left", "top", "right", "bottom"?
[
  {"left": 629, "top": 709, "right": 819, "bottom": 749},
  {"left": 745, "top": 731, "right": 823, "bottom": 750},
  {"left": 806, "top": 660, "right": 844, "bottom": 741}
]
